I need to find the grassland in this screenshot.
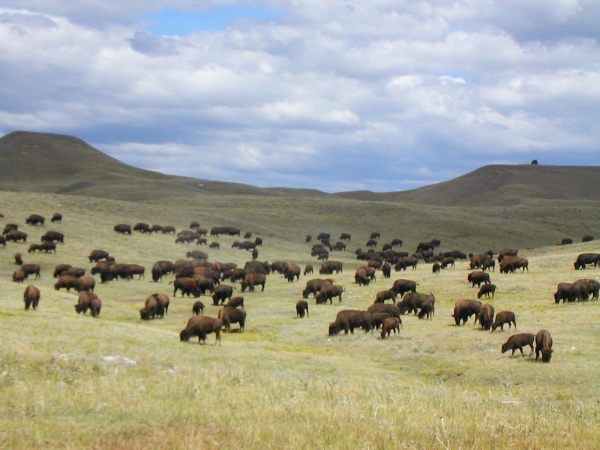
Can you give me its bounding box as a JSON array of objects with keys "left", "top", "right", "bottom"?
[{"left": 1, "top": 191, "right": 600, "bottom": 449}]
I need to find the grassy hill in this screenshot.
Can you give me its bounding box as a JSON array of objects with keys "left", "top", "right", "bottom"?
[
  {"left": 1, "top": 190, "right": 600, "bottom": 448},
  {"left": 2, "top": 131, "right": 600, "bottom": 208}
]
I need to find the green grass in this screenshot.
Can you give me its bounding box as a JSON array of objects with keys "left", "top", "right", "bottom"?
[{"left": 1, "top": 191, "right": 600, "bottom": 448}]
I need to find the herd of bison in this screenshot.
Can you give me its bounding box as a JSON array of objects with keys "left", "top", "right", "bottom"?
[{"left": 2, "top": 212, "right": 599, "bottom": 363}]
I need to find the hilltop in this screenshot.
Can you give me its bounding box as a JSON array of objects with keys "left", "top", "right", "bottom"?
[{"left": 1, "top": 131, "right": 600, "bottom": 207}]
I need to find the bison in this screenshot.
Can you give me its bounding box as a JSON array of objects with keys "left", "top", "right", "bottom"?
[
  {"left": 114, "top": 224, "right": 132, "bottom": 234},
  {"left": 241, "top": 273, "right": 266, "bottom": 293},
  {"left": 574, "top": 253, "right": 600, "bottom": 270},
  {"left": 75, "top": 292, "right": 101, "bottom": 317},
  {"left": 76, "top": 275, "right": 96, "bottom": 292},
  {"left": 374, "top": 290, "right": 397, "bottom": 304},
  {"left": 492, "top": 311, "right": 516, "bottom": 332},
  {"left": 88, "top": 249, "right": 110, "bottom": 263},
  {"left": 381, "top": 317, "right": 401, "bottom": 339},
  {"left": 477, "top": 284, "right": 497, "bottom": 299},
  {"left": 296, "top": 300, "right": 309, "bottom": 318},
  {"left": 54, "top": 275, "right": 79, "bottom": 292},
  {"left": 452, "top": 299, "right": 482, "bottom": 326},
  {"left": 25, "top": 214, "right": 45, "bottom": 226},
  {"left": 399, "top": 292, "right": 435, "bottom": 315},
  {"left": 192, "top": 301, "right": 205, "bottom": 315},
  {"left": 478, "top": 303, "right": 495, "bottom": 330},
  {"left": 218, "top": 307, "right": 246, "bottom": 332},
  {"left": 173, "top": 277, "right": 201, "bottom": 297},
  {"left": 367, "top": 303, "right": 401, "bottom": 319},
  {"left": 20, "top": 264, "right": 41, "bottom": 279},
  {"left": 225, "top": 296, "right": 244, "bottom": 309},
  {"left": 41, "top": 231, "right": 64, "bottom": 243},
  {"left": 554, "top": 283, "right": 582, "bottom": 303},
  {"left": 316, "top": 284, "right": 345, "bottom": 304},
  {"left": 6, "top": 229, "right": 27, "bottom": 242},
  {"left": 212, "top": 285, "right": 234, "bottom": 306},
  {"left": 328, "top": 310, "right": 372, "bottom": 335},
  {"left": 468, "top": 271, "right": 490, "bottom": 287},
  {"left": 13, "top": 270, "right": 26, "bottom": 283},
  {"left": 51, "top": 213, "right": 62, "bottom": 223},
  {"left": 501, "top": 333, "right": 535, "bottom": 357},
  {"left": 302, "top": 278, "right": 333, "bottom": 298},
  {"left": 391, "top": 279, "right": 418, "bottom": 296},
  {"left": 23, "top": 285, "right": 40, "bottom": 310},
  {"left": 140, "top": 293, "right": 170, "bottom": 320},
  {"left": 180, "top": 316, "right": 222, "bottom": 345},
  {"left": 535, "top": 329, "right": 553, "bottom": 363}
]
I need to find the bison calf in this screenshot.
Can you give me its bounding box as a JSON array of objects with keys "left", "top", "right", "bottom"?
[
  {"left": 501, "top": 333, "right": 535, "bottom": 357},
  {"left": 380, "top": 317, "right": 400, "bottom": 339},
  {"left": 492, "top": 311, "right": 516, "bottom": 332}
]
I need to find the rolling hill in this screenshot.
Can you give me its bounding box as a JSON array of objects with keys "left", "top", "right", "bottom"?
[{"left": 1, "top": 130, "right": 600, "bottom": 207}]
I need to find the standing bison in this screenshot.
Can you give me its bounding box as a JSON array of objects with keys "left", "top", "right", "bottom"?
[
  {"left": 114, "top": 224, "right": 132, "bottom": 234},
  {"left": 501, "top": 333, "right": 535, "bottom": 357},
  {"left": 23, "top": 285, "right": 40, "bottom": 310},
  {"left": 468, "top": 271, "right": 490, "bottom": 287},
  {"left": 328, "top": 310, "right": 372, "bottom": 335},
  {"left": 296, "top": 300, "right": 309, "bottom": 318},
  {"left": 452, "top": 299, "right": 482, "bottom": 326},
  {"left": 26, "top": 214, "right": 45, "bottom": 226},
  {"left": 180, "top": 316, "right": 222, "bottom": 345},
  {"left": 535, "top": 329, "right": 553, "bottom": 362}
]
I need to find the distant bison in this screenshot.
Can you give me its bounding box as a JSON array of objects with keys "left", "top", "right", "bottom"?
[
  {"left": 316, "top": 284, "right": 345, "bottom": 304},
  {"left": 241, "top": 273, "right": 266, "bottom": 293},
  {"left": 501, "top": 333, "right": 535, "bottom": 357},
  {"left": 499, "top": 256, "right": 529, "bottom": 273},
  {"left": 54, "top": 275, "right": 79, "bottom": 292},
  {"left": 391, "top": 279, "right": 418, "bottom": 296},
  {"left": 478, "top": 303, "right": 495, "bottom": 330},
  {"left": 218, "top": 307, "right": 246, "bottom": 333},
  {"left": 114, "top": 224, "right": 132, "bottom": 234},
  {"left": 192, "top": 301, "right": 205, "bottom": 315},
  {"left": 329, "top": 310, "right": 372, "bottom": 335},
  {"left": 42, "top": 231, "right": 64, "bottom": 243},
  {"left": 302, "top": 278, "right": 333, "bottom": 298},
  {"left": 133, "top": 223, "right": 151, "bottom": 233},
  {"left": 88, "top": 249, "right": 110, "bottom": 263},
  {"left": 468, "top": 271, "right": 490, "bottom": 287},
  {"left": 573, "top": 253, "right": 600, "bottom": 270},
  {"left": 20, "top": 264, "right": 41, "bottom": 279},
  {"left": 374, "top": 290, "right": 397, "bottom": 304},
  {"left": 380, "top": 317, "right": 401, "bottom": 339},
  {"left": 26, "top": 214, "right": 45, "bottom": 226},
  {"left": 535, "top": 329, "right": 553, "bottom": 363},
  {"left": 6, "top": 229, "right": 28, "bottom": 242},
  {"left": 296, "top": 300, "right": 309, "bottom": 318},
  {"left": 340, "top": 233, "right": 351, "bottom": 241},
  {"left": 23, "top": 285, "right": 40, "bottom": 310},
  {"left": 477, "top": 284, "right": 497, "bottom": 299},
  {"left": 51, "top": 213, "right": 63, "bottom": 223},
  {"left": 180, "top": 316, "right": 222, "bottom": 345},
  {"left": 399, "top": 292, "right": 435, "bottom": 316},
  {"left": 560, "top": 238, "right": 573, "bottom": 245},
  {"left": 582, "top": 235, "right": 594, "bottom": 242},
  {"left": 76, "top": 275, "right": 96, "bottom": 293},
  {"left": 173, "top": 277, "right": 200, "bottom": 297}
]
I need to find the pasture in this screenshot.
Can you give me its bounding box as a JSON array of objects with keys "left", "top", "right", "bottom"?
[{"left": 1, "top": 191, "right": 600, "bottom": 449}]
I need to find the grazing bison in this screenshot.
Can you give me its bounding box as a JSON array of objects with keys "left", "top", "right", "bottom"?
[
  {"left": 477, "top": 284, "right": 497, "bottom": 299},
  {"left": 354, "top": 269, "right": 371, "bottom": 286},
  {"left": 582, "top": 235, "right": 594, "bottom": 242},
  {"left": 173, "top": 277, "right": 201, "bottom": 297},
  {"left": 573, "top": 253, "right": 600, "bottom": 270},
  {"left": 370, "top": 313, "right": 392, "bottom": 331},
  {"left": 51, "top": 213, "right": 62, "bottom": 223},
  {"left": 192, "top": 301, "right": 205, "bottom": 315},
  {"left": 316, "top": 284, "right": 345, "bottom": 304},
  {"left": 140, "top": 293, "right": 170, "bottom": 320},
  {"left": 241, "top": 273, "right": 266, "bottom": 292},
  {"left": 162, "top": 225, "right": 176, "bottom": 234},
  {"left": 553, "top": 282, "right": 582, "bottom": 303},
  {"left": 381, "top": 262, "right": 391, "bottom": 278},
  {"left": 497, "top": 248, "right": 518, "bottom": 262},
  {"left": 75, "top": 292, "right": 100, "bottom": 316},
  {"left": 283, "top": 263, "right": 301, "bottom": 282},
  {"left": 88, "top": 249, "right": 110, "bottom": 263},
  {"left": 76, "top": 275, "right": 96, "bottom": 293},
  {"left": 23, "top": 285, "right": 40, "bottom": 310},
  {"left": 3, "top": 223, "right": 18, "bottom": 235},
  {"left": 305, "top": 234, "right": 312, "bottom": 242},
  {"left": 366, "top": 239, "right": 378, "bottom": 248},
  {"left": 180, "top": 316, "right": 222, "bottom": 345},
  {"left": 328, "top": 310, "right": 372, "bottom": 335},
  {"left": 468, "top": 271, "right": 490, "bottom": 287},
  {"left": 417, "top": 298, "right": 435, "bottom": 320},
  {"left": 367, "top": 303, "right": 401, "bottom": 319},
  {"left": 304, "top": 265, "right": 313, "bottom": 275},
  {"left": 482, "top": 259, "right": 495, "bottom": 272},
  {"left": 133, "top": 223, "right": 151, "bottom": 233},
  {"left": 399, "top": 292, "right": 435, "bottom": 315},
  {"left": 114, "top": 224, "right": 131, "bottom": 234},
  {"left": 13, "top": 270, "right": 26, "bottom": 283},
  {"left": 194, "top": 276, "right": 216, "bottom": 295},
  {"left": 319, "top": 261, "right": 343, "bottom": 275},
  {"left": 53, "top": 264, "right": 72, "bottom": 278},
  {"left": 186, "top": 250, "right": 208, "bottom": 260},
  {"left": 102, "top": 264, "right": 132, "bottom": 282},
  {"left": 440, "top": 257, "right": 455, "bottom": 269},
  {"left": 127, "top": 264, "right": 145, "bottom": 280},
  {"left": 218, "top": 307, "right": 246, "bottom": 332},
  {"left": 63, "top": 267, "right": 85, "bottom": 278},
  {"left": 254, "top": 237, "right": 263, "bottom": 246},
  {"left": 501, "top": 333, "right": 535, "bottom": 357},
  {"left": 573, "top": 278, "right": 600, "bottom": 301},
  {"left": 190, "top": 221, "right": 200, "bottom": 230},
  {"left": 391, "top": 279, "right": 418, "bottom": 296},
  {"left": 26, "top": 214, "right": 45, "bottom": 226},
  {"left": 535, "top": 329, "right": 553, "bottom": 363},
  {"left": 499, "top": 256, "right": 529, "bottom": 273},
  {"left": 54, "top": 275, "right": 79, "bottom": 292},
  {"left": 340, "top": 233, "right": 351, "bottom": 241},
  {"left": 244, "top": 231, "right": 252, "bottom": 239},
  {"left": 0, "top": 235, "right": 5, "bottom": 247},
  {"left": 374, "top": 290, "right": 397, "bottom": 304},
  {"left": 225, "top": 296, "right": 244, "bottom": 309},
  {"left": 212, "top": 285, "right": 234, "bottom": 305},
  {"left": 370, "top": 232, "right": 381, "bottom": 239},
  {"left": 381, "top": 317, "right": 401, "bottom": 339},
  {"left": 302, "top": 278, "right": 333, "bottom": 298},
  {"left": 394, "top": 256, "right": 418, "bottom": 271},
  {"left": 492, "top": 311, "right": 517, "bottom": 332},
  {"left": 296, "top": 300, "right": 309, "bottom": 318},
  {"left": 478, "top": 303, "right": 495, "bottom": 330},
  {"left": 14, "top": 253, "right": 23, "bottom": 265},
  {"left": 452, "top": 299, "right": 482, "bottom": 326},
  {"left": 151, "top": 262, "right": 164, "bottom": 282},
  {"left": 209, "top": 242, "right": 220, "bottom": 249},
  {"left": 560, "top": 238, "right": 573, "bottom": 245},
  {"left": 391, "top": 238, "right": 403, "bottom": 247},
  {"left": 6, "top": 229, "right": 28, "bottom": 242},
  {"left": 21, "top": 264, "right": 41, "bottom": 279},
  {"left": 432, "top": 263, "right": 440, "bottom": 274},
  {"left": 42, "top": 231, "right": 64, "bottom": 243}
]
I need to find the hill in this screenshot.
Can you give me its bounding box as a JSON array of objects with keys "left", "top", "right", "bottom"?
[
  {"left": 2, "top": 131, "right": 600, "bottom": 207},
  {"left": 336, "top": 164, "right": 600, "bottom": 206}
]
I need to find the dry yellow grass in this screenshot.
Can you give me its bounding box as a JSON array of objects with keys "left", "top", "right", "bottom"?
[{"left": 1, "top": 191, "right": 600, "bottom": 449}]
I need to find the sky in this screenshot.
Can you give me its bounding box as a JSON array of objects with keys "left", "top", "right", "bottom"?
[{"left": 0, "top": 1, "right": 598, "bottom": 192}]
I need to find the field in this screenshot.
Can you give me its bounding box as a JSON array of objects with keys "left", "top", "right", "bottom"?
[{"left": 1, "top": 191, "right": 600, "bottom": 449}]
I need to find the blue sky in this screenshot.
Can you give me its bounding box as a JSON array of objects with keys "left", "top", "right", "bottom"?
[
  {"left": 0, "top": 0, "right": 598, "bottom": 192},
  {"left": 145, "top": 6, "right": 284, "bottom": 35}
]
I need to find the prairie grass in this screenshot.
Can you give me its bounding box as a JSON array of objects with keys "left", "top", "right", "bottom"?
[{"left": 1, "top": 191, "right": 600, "bottom": 448}]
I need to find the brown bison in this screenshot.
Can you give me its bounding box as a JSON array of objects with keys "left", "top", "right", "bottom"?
[
  {"left": 88, "top": 249, "right": 110, "bottom": 263},
  {"left": 42, "top": 231, "right": 64, "bottom": 243},
  {"left": 399, "top": 292, "right": 435, "bottom": 315},
  {"left": 127, "top": 264, "right": 145, "bottom": 280},
  {"left": 452, "top": 299, "right": 482, "bottom": 326},
  {"left": 354, "top": 269, "right": 371, "bottom": 286},
  {"left": 51, "top": 213, "right": 62, "bottom": 223},
  {"left": 13, "top": 270, "right": 26, "bottom": 283},
  {"left": 367, "top": 303, "right": 401, "bottom": 319},
  {"left": 192, "top": 301, "right": 205, "bottom": 315},
  {"left": 432, "top": 263, "right": 440, "bottom": 273},
  {"left": 302, "top": 278, "right": 333, "bottom": 298},
  {"left": 535, "top": 330, "right": 553, "bottom": 363},
  {"left": 501, "top": 333, "right": 535, "bottom": 357},
  {"left": 499, "top": 256, "right": 529, "bottom": 273},
  {"left": 492, "top": 311, "right": 516, "bottom": 332},
  {"left": 340, "top": 233, "right": 351, "bottom": 241},
  {"left": 553, "top": 282, "right": 582, "bottom": 303},
  {"left": 14, "top": 253, "right": 23, "bottom": 265},
  {"left": 114, "top": 224, "right": 132, "bottom": 234},
  {"left": 162, "top": 225, "right": 176, "bottom": 234},
  {"left": 497, "top": 248, "right": 518, "bottom": 262},
  {"left": 6, "top": 229, "right": 28, "bottom": 242},
  {"left": 21, "top": 264, "right": 41, "bottom": 279},
  {"left": 75, "top": 292, "right": 102, "bottom": 317},
  {"left": 54, "top": 275, "right": 80, "bottom": 292},
  {"left": 23, "top": 285, "right": 40, "bottom": 310},
  {"left": 316, "top": 284, "right": 345, "bottom": 304},
  {"left": 180, "top": 316, "right": 222, "bottom": 345},
  {"left": 28, "top": 242, "right": 56, "bottom": 253},
  {"left": 391, "top": 279, "right": 418, "bottom": 296},
  {"left": 573, "top": 278, "right": 600, "bottom": 301},
  {"left": 140, "top": 293, "right": 170, "bottom": 320},
  {"left": 0, "top": 235, "right": 5, "bottom": 247},
  {"left": 582, "top": 235, "right": 594, "bottom": 242},
  {"left": 53, "top": 264, "right": 72, "bottom": 278},
  {"left": 304, "top": 265, "right": 313, "bottom": 275},
  {"left": 63, "top": 267, "right": 86, "bottom": 278},
  {"left": 241, "top": 273, "right": 266, "bottom": 292},
  {"left": 212, "top": 285, "right": 234, "bottom": 305},
  {"left": 173, "top": 277, "right": 201, "bottom": 297},
  {"left": 467, "top": 271, "right": 490, "bottom": 287},
  {"left": 417, "top": 297, "right": 435, "bottom": 320},
  {"left": 296, "top": 300, "right": 309, "bottom": 318},
  {"left": 477, "top": 284, "right": 497, "bottom": 299},
  {"left": 283, "top": 263, "right": 301, "bottom": 282},
  {"left": 573, "top": 253, "right": 600, "bottom": 270},
  {"left": 225, "top": 296, "right": 244, "bottom": 309},
  {"left": 381, "top": 317, "right": 401, "bottom": 339},
  {"left": 329, "top": 310, "right": 372, "bottom": 335},
  {"left": 218, "top": 307, "right": 246, "bottom": 332},
  {"left": 26, "top": 214, "right": 45, "bottom": 226},
  {"left": 319, "top": 261, "right": 343, "bottom": 275},
  {"left": 374, "top": 290, "right": 397, "bottom": 304},
  {"left": 76, "top": 275, "right": 96, "bottom": 292},
  {"left": 478, "top": 303, "right": 495, "bottom": 330}
]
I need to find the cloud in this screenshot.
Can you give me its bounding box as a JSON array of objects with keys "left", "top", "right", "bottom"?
[{"left": 0, "top": 1, "right": 598, "bottom": 192}]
